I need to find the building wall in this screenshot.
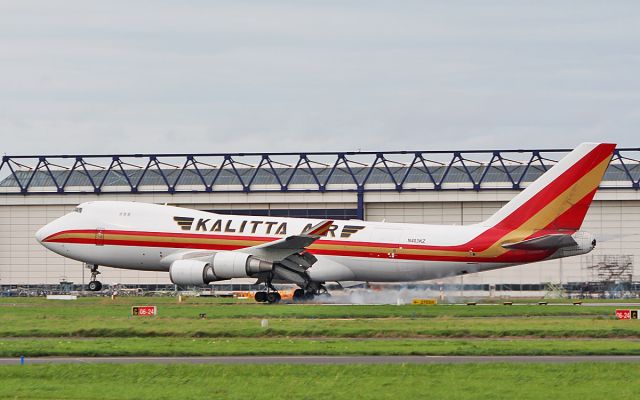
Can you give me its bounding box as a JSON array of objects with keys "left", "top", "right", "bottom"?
[{"left": 1, "top": 190, "right": 639, "bottom": 286}]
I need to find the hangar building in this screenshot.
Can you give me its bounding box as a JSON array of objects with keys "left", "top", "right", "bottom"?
[{"left": 1, "top": 147, "right": 639, "bottom": 293}]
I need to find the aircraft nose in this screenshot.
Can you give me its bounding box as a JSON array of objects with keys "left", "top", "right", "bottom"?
[{"left": 35, "top": 222, "right": 56, "bottom": 244}]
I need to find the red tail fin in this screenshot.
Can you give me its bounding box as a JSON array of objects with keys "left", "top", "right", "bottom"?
[{"left": 482, "top": 143, "right": 615, "bottom": 231}]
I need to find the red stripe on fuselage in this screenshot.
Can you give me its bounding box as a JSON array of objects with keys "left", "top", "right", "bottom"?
[
  {"left": 44, "top": 229, "right": 554, "bottom": 263},
  {"left": 43, "top": 228, "right": 481, "bottom": 251}
]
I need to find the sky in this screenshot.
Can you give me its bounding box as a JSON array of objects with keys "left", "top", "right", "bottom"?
[{"left": 0, "top": 1, "right": 639, "bottom": 155}]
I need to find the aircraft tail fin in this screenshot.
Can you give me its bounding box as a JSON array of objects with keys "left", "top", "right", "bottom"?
[{"left": 482, "top": 142, "right": 616, "bottom": 231}]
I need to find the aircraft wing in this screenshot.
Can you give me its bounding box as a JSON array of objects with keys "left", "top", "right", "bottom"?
[
  {"left": 160, "top": 220, "right": 333, "bottom": 271},
  {"left": 501, "top": 234, "right": 577, "bottom": 251},
  {"left": 238, "top": 219, "right": 334, "bottom": 263}
]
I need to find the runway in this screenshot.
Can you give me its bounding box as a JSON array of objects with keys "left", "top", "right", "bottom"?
[{"left": 3, "top": 355, "right": 640, "bottom": 365}]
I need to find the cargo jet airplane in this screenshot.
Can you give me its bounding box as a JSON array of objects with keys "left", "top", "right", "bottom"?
[{"left": 36, "top": 143, "right": 615, "bottom": 303}]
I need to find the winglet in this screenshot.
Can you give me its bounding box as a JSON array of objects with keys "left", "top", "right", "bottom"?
[{"left": 302, "top": 220, "right": 334, "bottom": 236}]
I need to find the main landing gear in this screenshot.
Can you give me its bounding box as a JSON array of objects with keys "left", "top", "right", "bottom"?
[
  {"left": 255, "top": 288, "right": 321, "bottom": 304},
  {"left": 292, "top": 289, "right": 315, "bottom": 302},
  {"left": 253, "top": 286, "right": 329, "bottom": 304},
  {"left": 254, "top": 291, "right": 281, "bottom": 304},
  {"left": 292, "top": 286, "right": 330, "bottom": 303},
  {"left": 254, "top": 287, "right": 281, "bottom": 304},
  {"left": 253, "top": 277, "right": 281, "bottom": 304},
  {"left": 253, "top": 272, "right": 329, "bottom": 304},
  {"left": 87, "top": 264, "right": 102, "bottom": 291}
]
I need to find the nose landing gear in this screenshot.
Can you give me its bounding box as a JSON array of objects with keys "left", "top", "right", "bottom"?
[{"left": 87, "top": 264, "right": 102, "bottom": 291}]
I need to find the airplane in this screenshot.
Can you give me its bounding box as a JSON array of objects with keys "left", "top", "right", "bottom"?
[{"left": 35, "top": 142, "right": 616, "bottom": 303}]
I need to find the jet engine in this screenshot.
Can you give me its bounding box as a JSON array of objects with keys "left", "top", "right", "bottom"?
[{"left": 169, "top": 252, "right": 273, "bottom": 286}]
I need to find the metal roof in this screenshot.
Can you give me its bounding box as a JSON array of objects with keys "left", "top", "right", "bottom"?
[{"left": 1, "top": 148, "right": 638, "bottom": 194}]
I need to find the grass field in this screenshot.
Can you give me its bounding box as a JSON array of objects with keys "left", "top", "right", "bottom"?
[
  {"left": 1, "top": 363, "right": 639, "bottom": 400},
  {"left": 1, "top": 297, "right": 639, "bottom": 400},
  {"left": 1, "top": 297, "right": 639, "bottom": 357}
]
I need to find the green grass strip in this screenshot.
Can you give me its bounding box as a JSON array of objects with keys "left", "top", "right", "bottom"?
[
  {"left": 1, "top": 315, "right": 638, "bottom": 338},
  {"left": 2, "top": 337, "right": 640, "bottom": 357}
]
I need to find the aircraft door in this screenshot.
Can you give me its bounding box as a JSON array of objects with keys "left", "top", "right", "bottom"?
[{"left": 95, "top": 228, "right": 104, "bottom": 246}]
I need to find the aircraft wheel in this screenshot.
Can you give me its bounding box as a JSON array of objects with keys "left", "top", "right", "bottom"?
[
  {"left": 304, "top": 292, "right": 315, "bottom": 301},
  {"left": 292, "top": 289, "right": 305, "bottom": 302},
  {"left": 255, "top": 291, "right": 267, "bottom": 303},
  {"left": 88, "top": 280, "right": 102, "bottom": 291},
  {"left": 266, "top": 292, "right": 280, "bottom": 304}
]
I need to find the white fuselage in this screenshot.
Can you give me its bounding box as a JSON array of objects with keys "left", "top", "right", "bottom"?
[{"left": 35, "top": 201, "right": 592, "bottom": 283}]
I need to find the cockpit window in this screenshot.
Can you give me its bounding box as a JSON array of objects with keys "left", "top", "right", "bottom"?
[{"left": 73, "top": 207, "right": 83, "bottom": 213}]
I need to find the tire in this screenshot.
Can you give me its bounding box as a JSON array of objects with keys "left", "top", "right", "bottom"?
[
  {"left": 88, "top": 281, "right": 102, "bottom": 291},
  {"left": 304, "top": 292, "right": 315, "bottom": 301},
  {"left": 255, "top": 291, "right": 267, "bottom": 302},
  {"left": 292, "top": 289, "right": 305, "bottom": 302},
  {"left": 266, "top": 292, "right": 280, "bottom": 303}
]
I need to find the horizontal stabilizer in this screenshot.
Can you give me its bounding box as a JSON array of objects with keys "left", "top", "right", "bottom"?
[{"left": 501, "top": 234, "right": 577, "bottom": 251}]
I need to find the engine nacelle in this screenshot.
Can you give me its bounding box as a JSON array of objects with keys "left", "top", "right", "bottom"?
[
  {"left": 169, "top": 252, "right": 273, "bottom": 286},
  {"left": 169, "top": 259, "right": 212, "bottom": 286}
]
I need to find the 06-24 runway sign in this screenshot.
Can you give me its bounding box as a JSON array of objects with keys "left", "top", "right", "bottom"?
[
  {"left": 131, "top": 306, "right": 157, "bottom": 317},
  {"left": 615, "top": 309, "right": 639, "bottom": 320}
]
